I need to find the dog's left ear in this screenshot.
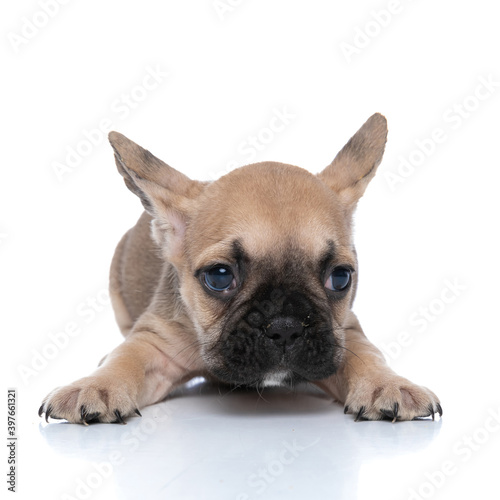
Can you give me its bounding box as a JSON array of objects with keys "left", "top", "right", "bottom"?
[{"left": 318, "top": 113, "right": 387, "bottom": 210}]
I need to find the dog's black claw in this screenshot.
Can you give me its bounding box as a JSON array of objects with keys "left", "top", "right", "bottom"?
[
  {"left": 354, "top": 407, "right": 365, "bottom": 422},
  {"left": 113, "top": 410, "right": 126, "bottom": 425},
  {"left": 38, "top": 404, "right": 45, "bottom": 417},
  {"left": 437, "top": 403, "right": 443, "bottom": 417},
  {"left": 412, "top": 405, "right": 435, "bottom": 421},
  {"left": 379, "top": 403, "right": 399, "bottom": 422},
  {"left": 80, "top": 406, "right": 101, "bottom": 425},
  {"left": 85, "top": 412, "right": 101, "bottom": 424},
  {"left": 427, "top": 404, "right": 435, "bottom": 421},
  {"left": 45, "top": 405, "right": 52, "bottom": 422},
  {"left": 134, "top": 408, "right": 142, "bottom": 417},
  {"left": 80, "top": 405, "right": 89, "bottom": 425},
  {"left": 380, "top": 408, "right": 394, "bottom": 420},
  {"left": 392, "top": 402, "right": 399, "bottom": 423}
]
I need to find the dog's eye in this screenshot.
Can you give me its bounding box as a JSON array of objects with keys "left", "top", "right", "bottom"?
[
  {"left": 203, "top": 266, "right": 235, "bottom": 292},
  {"left": 325, "top": 267, "right": 351, "bottom": 292}
]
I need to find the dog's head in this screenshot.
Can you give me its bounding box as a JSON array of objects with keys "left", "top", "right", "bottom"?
[{"left": 108, "top": 113, "right": 387, "bottom": 386}]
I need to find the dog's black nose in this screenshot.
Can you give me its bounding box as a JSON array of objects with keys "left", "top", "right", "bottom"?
[{"left": 264, "top": 316, "right": 303, "bottom": 345}]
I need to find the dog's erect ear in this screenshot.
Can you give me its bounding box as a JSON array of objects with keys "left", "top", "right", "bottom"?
[
  {"left": 108, "top": 131, "right": 205, "bottom": 257},
  {"left": 318, "top": 113, "right": 387, "bottom": 210}
]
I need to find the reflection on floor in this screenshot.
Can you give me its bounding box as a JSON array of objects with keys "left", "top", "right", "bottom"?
[{"left": 39, "top": 379, "right": 442, "bottom": 500}]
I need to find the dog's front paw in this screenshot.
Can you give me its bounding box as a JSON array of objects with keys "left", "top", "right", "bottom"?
[
  {"left": 39, "top": 376, "right": 141, "bottom": 424},
  {"left": 344, "top": 374, "right": 442, "bottom": 422}
]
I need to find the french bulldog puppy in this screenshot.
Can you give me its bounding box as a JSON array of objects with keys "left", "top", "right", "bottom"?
[{"left": 39, "top": 113, "right": 442, "bottom": 424}]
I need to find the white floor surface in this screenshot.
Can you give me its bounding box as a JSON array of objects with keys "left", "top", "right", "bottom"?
[{"left": 15, "top": 378, "right": 499, "bottom": 500}]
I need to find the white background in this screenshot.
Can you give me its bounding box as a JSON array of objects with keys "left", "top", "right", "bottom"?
[{"left": 2, "top": 1, "right": 500, "bottom": 499}]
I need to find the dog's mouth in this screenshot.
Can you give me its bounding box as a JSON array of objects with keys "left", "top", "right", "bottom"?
[{"left": 204, "top": 323, "right": 340, "bottom": 386}]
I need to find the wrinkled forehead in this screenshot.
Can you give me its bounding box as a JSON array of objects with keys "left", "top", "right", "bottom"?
[
  {"left": 186, "top": 165, "right": 354, "bottom": 270},
  {"left": 188, "top": 222, "right": 349, "bottom": 271}
]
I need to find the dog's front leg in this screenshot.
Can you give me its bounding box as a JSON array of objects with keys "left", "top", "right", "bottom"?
[
  {"left": 39, "top": 324, "right": 203, "bottom": 424},
  {"left": 315, "top": 312, "right": 442, "bottom": 421}
]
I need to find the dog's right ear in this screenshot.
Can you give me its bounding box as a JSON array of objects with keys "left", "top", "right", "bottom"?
[{"left": 108, "top": 132, "right": 205, "bottom": 258}]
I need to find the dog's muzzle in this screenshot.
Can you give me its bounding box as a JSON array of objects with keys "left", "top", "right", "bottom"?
[{"left": 207, "top": 288, "right": 339, "bottom": 385}]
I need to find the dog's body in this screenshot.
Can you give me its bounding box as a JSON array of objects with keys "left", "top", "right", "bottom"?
[{"left": 40, "top": 114, "right": 441, "bottom": 424}]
